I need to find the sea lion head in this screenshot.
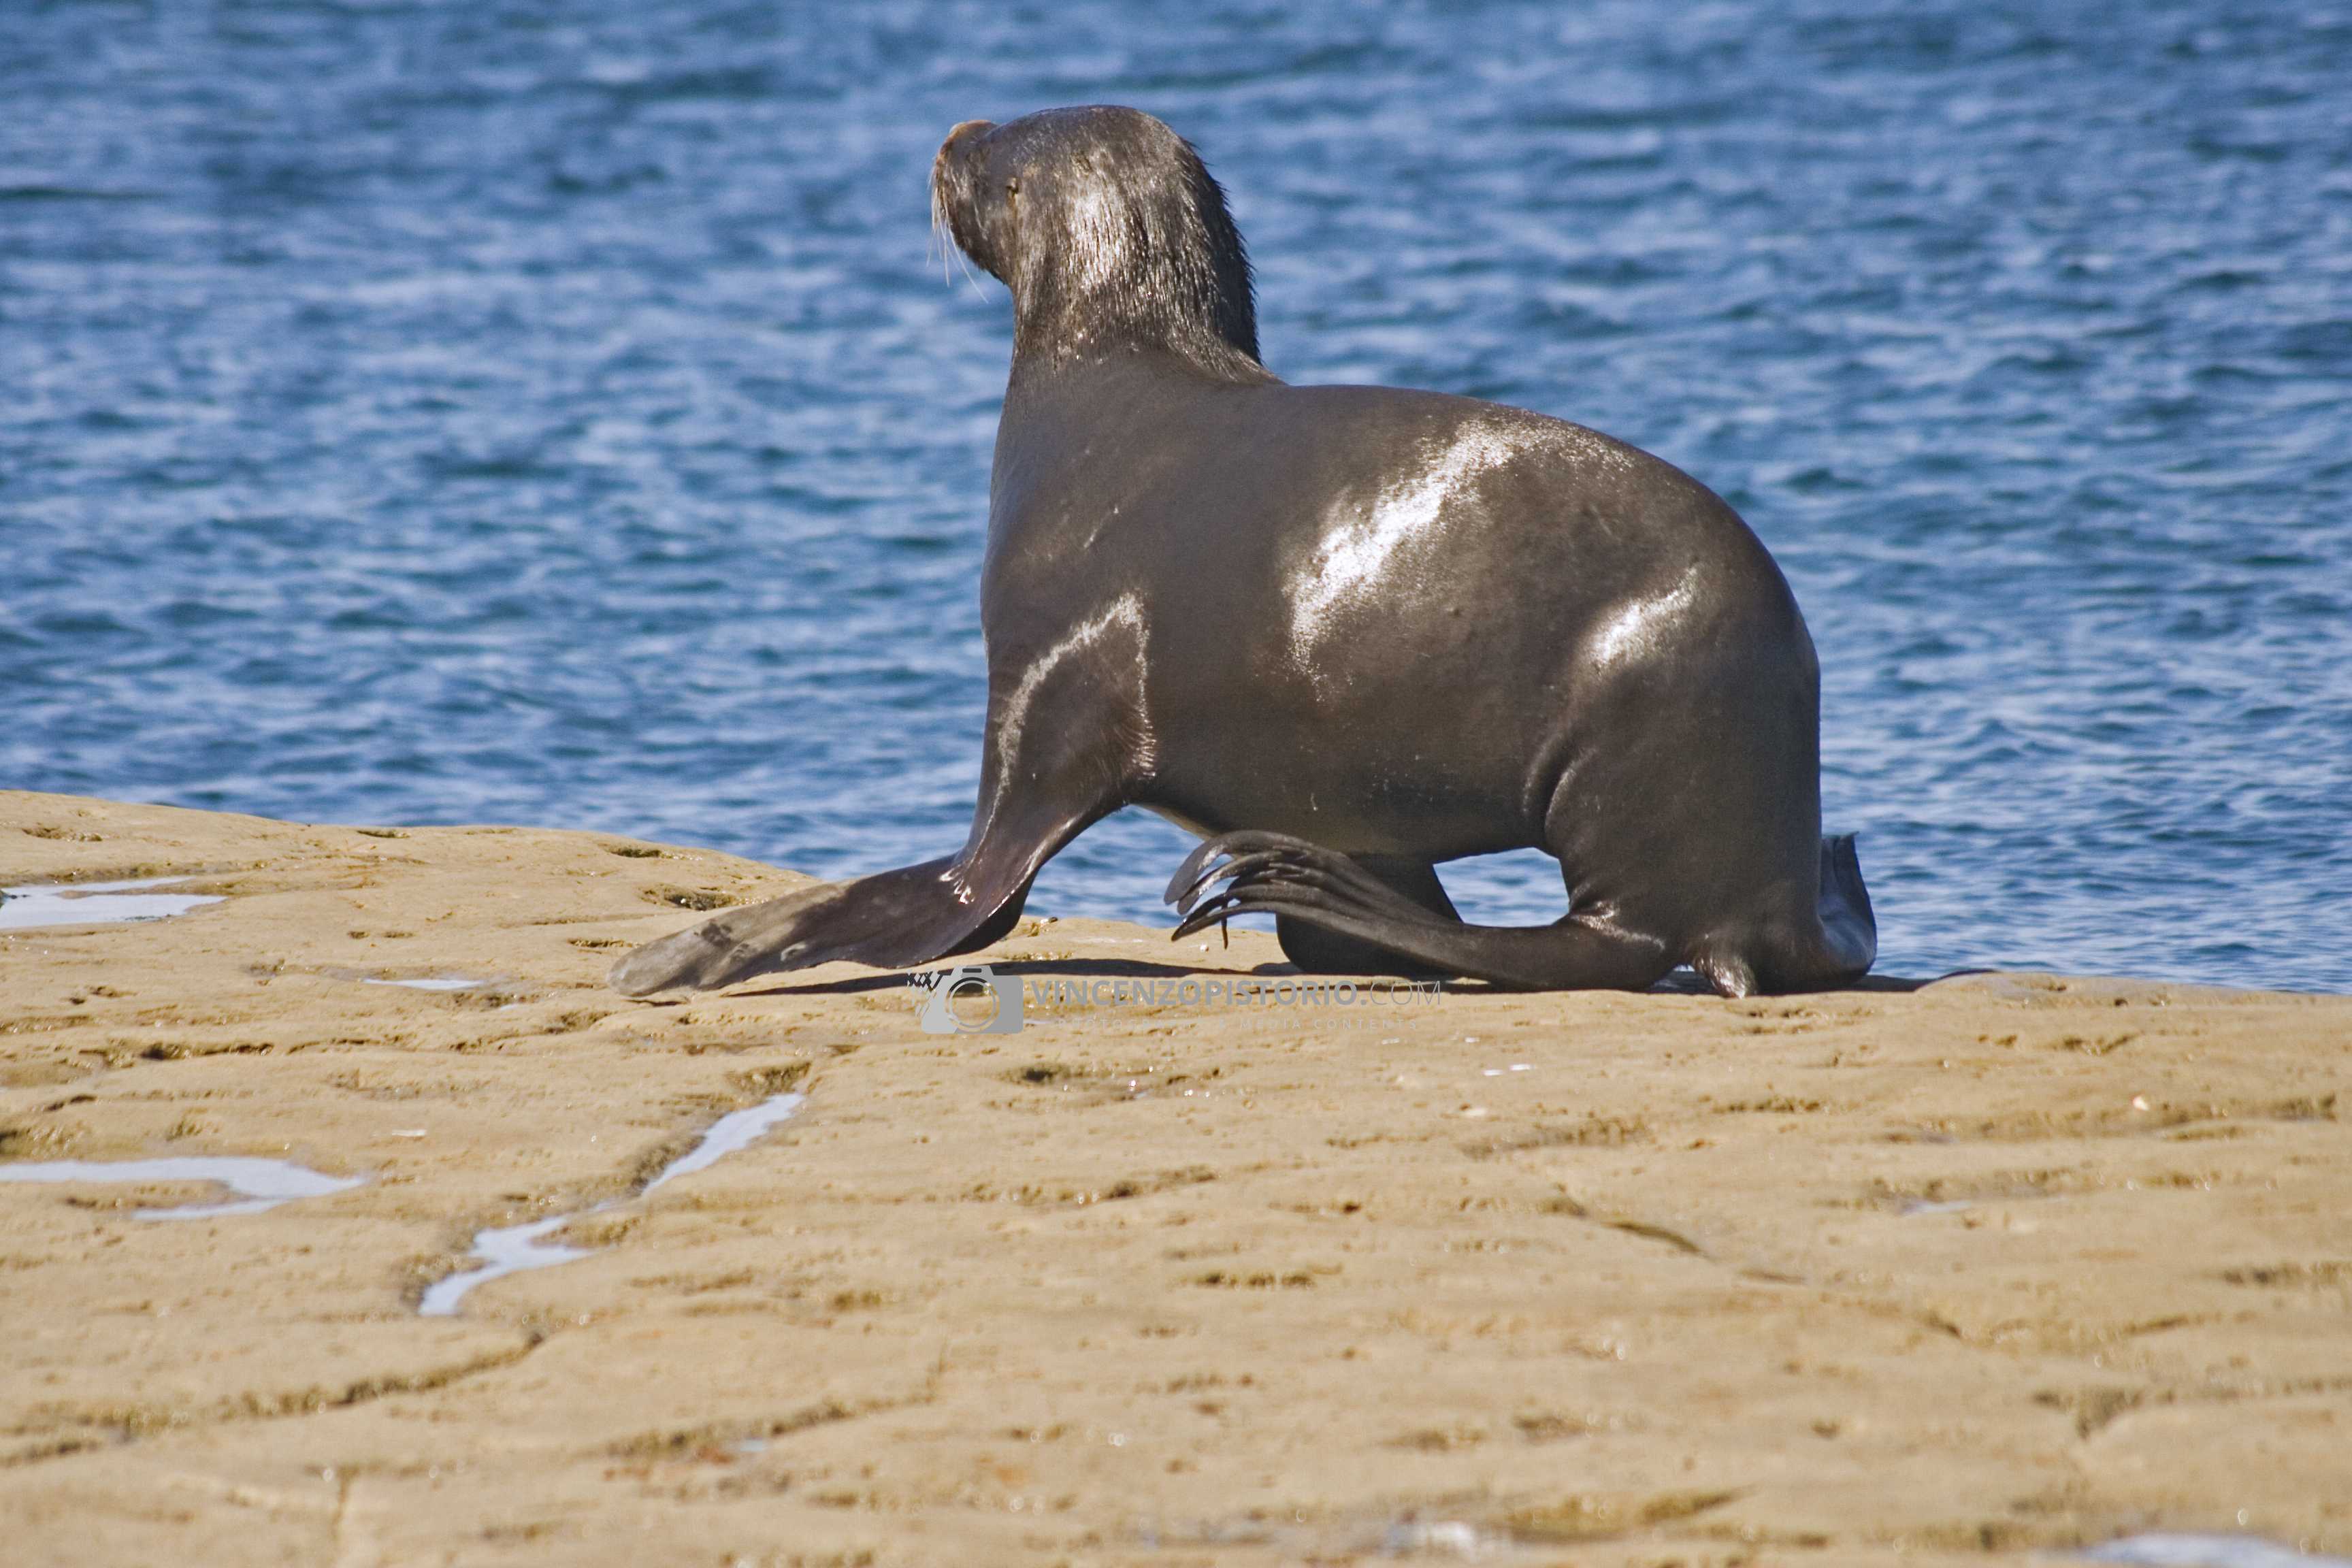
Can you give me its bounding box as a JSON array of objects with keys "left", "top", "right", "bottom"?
[{"left": 932, "top": 106, "right": 1266, "bottom": 380}]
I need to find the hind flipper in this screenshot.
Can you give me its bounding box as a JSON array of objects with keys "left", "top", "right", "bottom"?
[
  {"left": 1274, "top": 855, "right": 1459, "bottom": 978},
  {"left": 1169, "top": 831, "right": 1669, "bottom": 992},
  {"left": 1813, "top": 832, "right": 1876, "bottom": 983}
]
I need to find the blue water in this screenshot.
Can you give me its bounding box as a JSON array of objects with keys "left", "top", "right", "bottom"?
[{"left": 5, "top": 1, "right": 2349, "bottom": 990}]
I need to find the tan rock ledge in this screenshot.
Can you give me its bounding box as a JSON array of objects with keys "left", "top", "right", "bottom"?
[{"left": 1, "top": 790, "right": 2347, "bottom": 1566}]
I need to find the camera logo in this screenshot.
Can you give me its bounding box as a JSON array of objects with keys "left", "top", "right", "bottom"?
[{"left": 915, "top": 964, "right": 1025, "bottom": 1034}]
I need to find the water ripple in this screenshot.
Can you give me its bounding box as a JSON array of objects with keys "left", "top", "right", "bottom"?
[{"left": 4, "top": 1, "right": 2348, "bottom": 989}]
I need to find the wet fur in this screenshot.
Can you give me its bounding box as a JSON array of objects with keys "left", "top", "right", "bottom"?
[{"left": 614, "top": 106, "right": 1875, "bottom": 999}]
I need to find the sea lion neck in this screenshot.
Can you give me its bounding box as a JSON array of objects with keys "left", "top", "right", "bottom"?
[
  {"left": 1007, "top": 281, "right": 1275, "bottom": 386},
  {"left": 1004, "top": 336, "right": 1279, "bottom": 402},
  {"left": 990, "top": 349, "right": 1273, "bottom": 525}
]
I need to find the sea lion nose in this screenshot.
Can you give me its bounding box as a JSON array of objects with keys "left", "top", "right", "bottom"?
[{"left": 937, "top": 119, "right": 996, "bottom": 163}]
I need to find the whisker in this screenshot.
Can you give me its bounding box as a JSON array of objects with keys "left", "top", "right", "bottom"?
[{"left": 930, "top": 165, "right": 985, "bottom": 294}]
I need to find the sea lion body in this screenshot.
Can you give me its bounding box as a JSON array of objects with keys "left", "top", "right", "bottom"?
[{"left": 612, "top": 106, "right": 1874, "bottom": 998}]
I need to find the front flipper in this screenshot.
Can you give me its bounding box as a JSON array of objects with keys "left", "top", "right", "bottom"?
[
  {"left": 1167, "top": 830, "right": 1670, "bottom": 992},
  {"left": 610, "top": 857, "right": 1032, "bottom": 997},
  {"left": 614, "top": 593, "right": 1154, "bottom": 998}
]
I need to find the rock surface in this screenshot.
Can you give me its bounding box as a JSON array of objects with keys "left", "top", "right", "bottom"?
[{"left": 2, "top": 791, "right": 2346, "bottom": 1566}]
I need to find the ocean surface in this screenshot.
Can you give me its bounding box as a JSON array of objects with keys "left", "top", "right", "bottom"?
[{"left": 5, "top": 0, "right": 2349, "bottom": 990}]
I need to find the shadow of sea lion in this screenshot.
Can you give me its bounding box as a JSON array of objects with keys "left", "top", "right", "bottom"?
[{"left": 725, "top": 957, "right": 1938, "bottom": 1002}]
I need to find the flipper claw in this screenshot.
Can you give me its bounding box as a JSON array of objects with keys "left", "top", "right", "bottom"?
[
  {"left": 1164, "top": 830, "right": 1322, "bottom": 911},
  {"left": 1164, "top": 831, "right": 1426, "bottom": 938}
]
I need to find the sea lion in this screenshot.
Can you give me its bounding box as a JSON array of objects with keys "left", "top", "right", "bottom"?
[{"left": 611, "top": 105, "right": 1876, "bottom": 999}]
